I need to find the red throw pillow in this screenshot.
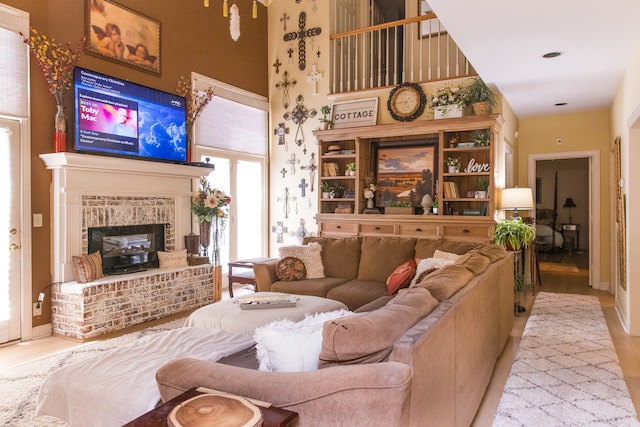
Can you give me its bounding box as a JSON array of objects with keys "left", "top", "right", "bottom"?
[
  {"left": 385, "top": 259, "right": 417, "bottom": 295},
  {"left": 275, "top": 257, "right": 307, "bottom": 281}
]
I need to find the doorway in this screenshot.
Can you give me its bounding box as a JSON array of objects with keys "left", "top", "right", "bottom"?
[{"left": 528, "top": 151, "right": 602, "bottom": 290}]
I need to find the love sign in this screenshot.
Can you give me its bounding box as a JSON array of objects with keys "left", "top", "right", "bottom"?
[{"left": 464, "top": 158, "right": 490, "bottom": 173}]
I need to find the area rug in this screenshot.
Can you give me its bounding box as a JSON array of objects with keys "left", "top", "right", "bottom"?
[
  {"left": 538, "top": 261, "right": 580, "bottom": 273},
  {"left": 0, "top": 318, "right": 185, "bottom": 427},
  {"left": 493, "top": 292, "right": 640, "bottom": 426}
]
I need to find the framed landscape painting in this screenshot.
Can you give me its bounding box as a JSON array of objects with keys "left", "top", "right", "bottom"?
[
  {"left": 86, "top": 0, "right": 161, "bottom": 74},
  {"left": 373, "top": 139, "right": 438, "bottom": 208}
]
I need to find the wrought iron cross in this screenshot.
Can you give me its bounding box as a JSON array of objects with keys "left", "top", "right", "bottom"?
[
  {"left": 273, "top": 122, "right": 289, "bottom": 147},
  {"left": 280, "top": 12, "right": 290, "bottom": 31},
  {"left": 283, "top": 95, "right": 317, "bottom": 146},
  {"left": 290, "top": 218, "right": 310, "bottom": 244},
  {"left": 306, "top": 63, "right": 323, "bottom": 95},
  {"left": 283, "top": 12, "right": 322, "bottom": 71},
  {"left": 276, "top": 187, "right": 296, "bottom": 219},
  {"left": 298, "top": 178, "right": 308, "bottom": 198},
  {"left": 286, "top": 153, "right": 300, "bottom": 175},
  {"left": 275, "top": 71, "right": 297, "bottom": 109},
  {"left": 300, "top": 152, "right": 317, "bottom": 192},
  {"left": 272, "top": 57, "right": 282, "bottom": 74},
  {"left": 280, "top": 167, "right": 287, "bottom": 178}
]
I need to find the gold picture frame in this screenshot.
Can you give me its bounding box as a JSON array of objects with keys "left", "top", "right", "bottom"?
[{"left": 86, "top": 0, "right": 161, "bottom": 74}]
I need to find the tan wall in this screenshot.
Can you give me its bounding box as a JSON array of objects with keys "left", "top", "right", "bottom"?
[
  {"left": 5, "top": 0, "right": 267, "bottom": 327},
  {"left": 517, "top": 110, "right": 611, "bottom": 288}
]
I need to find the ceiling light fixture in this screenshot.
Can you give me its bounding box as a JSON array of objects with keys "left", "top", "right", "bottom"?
[
  {"left": 542, "top": 51, "right": 562, "bottom": 59},
  {"left": 204, "top": 0, "right": 270, "bottom": 19}
]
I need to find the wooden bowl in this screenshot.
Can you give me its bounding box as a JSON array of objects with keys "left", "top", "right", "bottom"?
[{"left": 168, "top": 393, "right": 262, "bottom": 427}]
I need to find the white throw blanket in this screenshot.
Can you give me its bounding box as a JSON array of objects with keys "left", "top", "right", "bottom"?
[{"left": 36, "top": 327, "right": 254, "bottom": 427}]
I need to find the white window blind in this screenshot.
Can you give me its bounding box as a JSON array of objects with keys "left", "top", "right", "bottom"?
[
  {"left": 0, "top": 4, "right": 28, "bottom": 117},
  {"left": 193, "top": 73, "right": 268, "bottom": 157}
]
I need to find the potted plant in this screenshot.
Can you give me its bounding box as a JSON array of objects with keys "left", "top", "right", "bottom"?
[
  {"left": 493, "top": 217, "right": 535, "bottom": 251},
  {"left": 430, "top": 86, "right": 465, "bottom": 119},
  {"left": 431, "top": 200, "right": 439, "bottom": 214},
  {"left": 470, "top": 129, "right": 490, "bottom": 146},
  {"left": 463, "top": 78, "right": 496, "bottom": 116},
  {"left": 319, "top": 105, "right": 333, "bottom": 129},
  {"left": 475, "top": 177, "right": 490, "bottom": 198},
  {"left": 446, "top": 157, "right": 461, "bottom": 173},
  {"left": 385, "top": 200, "right": 415, "bottom": 215},
  {"left": 321, "top": 181, "right": 335, "bottom": 198},
  {"left": 345, "top": 162, "right": 356, "bottom": 176}
]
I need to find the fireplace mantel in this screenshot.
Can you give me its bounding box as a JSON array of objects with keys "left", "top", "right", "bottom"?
[{"left": 40, "top": 153, "right": 215, "bottom": 282}]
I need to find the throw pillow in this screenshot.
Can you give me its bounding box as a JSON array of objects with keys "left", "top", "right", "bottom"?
[
  {"left": 409, "top": 257, "right": 455, "bottom": 288},
  {"left": 433, "top": 249, "right": 461, "bottom": 261},
  {"left": 254, "top": 309, "right": 352, "bottom": 372},
  {"left": 275, "top": 257, "right": 306, "bottom": 281},
  {"left": 385, "top": 259, "right": 417, "bottom": 295},
  {"left": 278, "top": 242, "right": 325, "bottom": 279},
  {"left": 319, "top": 287, "right": 439, "bottom": 367},
  {"left": 157, "top": 249, "right": 189, "bottom": 269},
  {"left": 71, "top": 251, "right": 104, "bottom": 283}
]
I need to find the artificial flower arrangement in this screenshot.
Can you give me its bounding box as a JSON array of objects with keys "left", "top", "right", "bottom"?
[
  {"left": 191, "top": 177, "right": 231, "bottom": 223},
  {"left": 363, "top": 183, "right": 378, "bottom": 199},
  {"left": 446, "top": 157, "right": 461, "bottom": 168},
  {"left": 22, "top": 28, "right": 85, "bottom": 105},
  {"left": 430, "top": 86, "right": 466, "bottom": 110},
  {"left": 176, "top": 76, "right": 215, "bottom": 143}
]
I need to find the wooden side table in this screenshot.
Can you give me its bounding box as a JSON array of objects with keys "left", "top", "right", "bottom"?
[
  {"left": 562, "top": 223, "right": 579, "bottom": 251},
  {"left": 124, "top": 387, "right": 298, "bottom": 427},
  {"left": 228, "top": 257, "right": 275, "bottom": 298}
]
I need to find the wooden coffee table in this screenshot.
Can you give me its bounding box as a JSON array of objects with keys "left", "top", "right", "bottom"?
[{"left": 124, "top": 387, "right": 298, "bottom": 426}]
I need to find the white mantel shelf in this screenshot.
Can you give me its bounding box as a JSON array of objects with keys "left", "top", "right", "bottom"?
[{"left": 40, "top": 152, "right": 215, "bottom": 178}]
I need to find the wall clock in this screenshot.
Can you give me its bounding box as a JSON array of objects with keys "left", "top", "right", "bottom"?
[{"left": 387, "top": 82, "right": 427, "bottom": 122}]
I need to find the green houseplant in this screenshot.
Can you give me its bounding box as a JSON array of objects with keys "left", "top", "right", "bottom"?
[
  {"left": 319, "top": 105, "right": 333, "bottom": 129},
  {"left": 493, "top": 217, "right": 535, "bottom": 251},
  {"left": 464, "top": 78, "right": 496, "bottom": 115}
]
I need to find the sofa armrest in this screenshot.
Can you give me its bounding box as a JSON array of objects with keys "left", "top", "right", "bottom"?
[
  {"left": 157, "top": 359, "right": 411, "bottom": 426},
  {"left": 253, "top": 259, "right": 278, "bottom": 292}
]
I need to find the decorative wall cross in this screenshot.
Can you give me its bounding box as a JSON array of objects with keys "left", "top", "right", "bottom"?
[
  {"left": 272, "top": 57, "right": 282, "bottom": 74},
  {"left": 275, "top": 71, "right": 297, "bottom": 109},
  {"left": 283, "top": 94, "right": 317, "bottom": 146},
  {"left": 290, "top": 218, "right": 309, "bottom": 244},
  {"left": 274, "top": 122, "right": 289, "bottom": 148},
  {"left": 300, "top": 152, "right": 317, "bottom": 192},
  {"left": 286, "top": 153, "right": 300, "bottom": 175},
  {"left": 298, "top": 178, "right": 308, "bottom": 198},
  {"left": 276, "top": 187, "right": 296, "bottom": 219},
  {"left": 280, "top": 12, "right": 290, "bottom": 31},
  {"left": 283, "top": 12, "right": 322, "bottom": 71},
  {"left": 271, "top": 221, "right": 288, "bottom": 243},
  {"left": 286, "top": 45, "right": 295, "bottom": 64},
  {"left": 280, "top": 167, "right": 287, "bottom": 178},
  {"left": 306, "top": 63, "right": 323, "bottom": 95}
]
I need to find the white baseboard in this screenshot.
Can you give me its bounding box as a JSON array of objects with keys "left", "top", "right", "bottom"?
[{"left": 31, "top": 323, "right": 52, "bottom": 339}]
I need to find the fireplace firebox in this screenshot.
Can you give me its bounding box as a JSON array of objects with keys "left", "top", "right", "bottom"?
[{"left": 88, "top": 224, "right": 165, "bottom": 275}]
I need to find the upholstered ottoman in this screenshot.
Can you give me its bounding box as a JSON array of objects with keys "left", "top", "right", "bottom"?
[{"left": 186, "top": 292, "right": 348, "bottom": 335}]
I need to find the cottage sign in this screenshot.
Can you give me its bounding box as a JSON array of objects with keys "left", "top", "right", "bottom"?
[
  {"left": 464, "top": 158, "right": 490, "bottom": 173},
  {"left": 330, "top": 98, "right": 378, "bottom": 129}
]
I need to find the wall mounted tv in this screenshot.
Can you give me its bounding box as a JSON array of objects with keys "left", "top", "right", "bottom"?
[{"left": 73, "top": 67, "right": 187, "bottom": 163}]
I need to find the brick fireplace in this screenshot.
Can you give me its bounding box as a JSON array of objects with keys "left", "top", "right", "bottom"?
[{"left": 40, "top": 153, "right": 216, "bottom": 340}]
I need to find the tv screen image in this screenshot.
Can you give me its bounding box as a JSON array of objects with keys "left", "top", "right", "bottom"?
[{"left": 73, "top": 67, "right": 187, "bottom": 163}]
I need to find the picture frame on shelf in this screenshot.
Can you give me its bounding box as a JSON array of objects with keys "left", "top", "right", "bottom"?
[
  {"left": 86, "top": 0, "right": 161, "bottom": 74},
  {"left": 372, "top": 138, "right": 438, "bottom": 208}
]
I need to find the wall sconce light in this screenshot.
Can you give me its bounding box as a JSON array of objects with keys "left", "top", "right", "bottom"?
[{"left": 563, "top": 197, "right": 576, "bottom": 223}]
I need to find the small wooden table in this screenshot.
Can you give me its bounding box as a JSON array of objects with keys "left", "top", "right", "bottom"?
[
  {"left": 123, "top": 387, "right": 298, "bottom": 427},
  {"left": 228, "top": 257, "right": 275, "bottom": 298}
]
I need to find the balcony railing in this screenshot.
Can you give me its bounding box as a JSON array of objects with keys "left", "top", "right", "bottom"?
[{"left": 330, "top": 13, "right": 476, "bottom": 94}]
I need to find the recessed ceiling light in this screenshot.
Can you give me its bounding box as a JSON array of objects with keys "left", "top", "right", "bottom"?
[
  {"left": 543, "top": 51, "right": 563, "bottom": 59},
  {"left": 554, "top": 102, "right": 567, "bottom": 106}
]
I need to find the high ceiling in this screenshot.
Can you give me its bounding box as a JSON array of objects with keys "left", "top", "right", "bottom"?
[{"left": 427, "top": 0, "right": 640, "bottom": 118}]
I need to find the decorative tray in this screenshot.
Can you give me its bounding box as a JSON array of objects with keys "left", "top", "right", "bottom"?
[{"left": 238, "top": 295, "right": 298, "bottom": 310}]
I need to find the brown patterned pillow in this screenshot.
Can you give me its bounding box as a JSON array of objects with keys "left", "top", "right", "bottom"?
[
  {"left": 71, "top": 251, "right": 104, "bottom": 283},
  {"left": 275, "top": 257, "right": 307, "bottom": 281}
]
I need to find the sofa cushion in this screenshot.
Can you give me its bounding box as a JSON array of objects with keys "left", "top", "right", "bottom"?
[
  {"left": 455, "top": 252, "right": 491, "bottom": 275},
  {"left": 304, "top": 237, "right": 361, "bottom": 279},
  {"left": 71, "top": 251, "right": 104, "bottom": 283},
  {"left": 354, "top": 295, "right": 394, "bottom": 313},
  {"left": 468, "top": 245, "right": 507, "bottom": 263},
  {"left": 409, "top": 257, "right": 455, "bottom": 288},
  {"left": 279, "top": 242, "right": 325, "bottom": 279},
  {"left": 415, "top": 264, "right": 474, "bottom": 301},
  {"left": 275, "top": 257, "right": 307, "bottom": 281},
  {"left": 357, "top": 237, "right": 416, "bottom": 282},
  {"left": 326, "top": 279, "right": 389, "bottom": 311},
  {"left": 254, "top": 309, "right": 352, "bottom": 372},
  {"left": 319, "top": 287, "right": 439, "bottom": 367},
  {"left": 271, "top": 277, "right": 349, "bottom": 298},
  {"left": 386, "top": 259, "right": 417, "bottom": 295},
  {"left": 414, "top": 239, "right": 482, "bottom": 260}
]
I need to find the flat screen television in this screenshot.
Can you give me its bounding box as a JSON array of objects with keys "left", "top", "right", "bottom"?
[{"left": 73, "top": 67, "right": 188, "bottom": 163}]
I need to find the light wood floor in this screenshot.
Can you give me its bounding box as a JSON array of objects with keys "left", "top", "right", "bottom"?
[{"left": 472, "top": 255, "right": 640, "bottom": 426}]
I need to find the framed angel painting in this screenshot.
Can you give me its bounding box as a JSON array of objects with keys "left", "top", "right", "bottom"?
[{"left": 86, "top": 0, "right": 161, "bottom": 74}]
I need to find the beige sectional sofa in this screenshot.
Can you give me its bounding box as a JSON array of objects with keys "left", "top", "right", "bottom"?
[{"left": 156, "top": 236, "right": 514, "bottom": 427}]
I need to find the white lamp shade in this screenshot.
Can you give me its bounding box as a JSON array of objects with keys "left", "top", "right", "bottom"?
[{"left": 500, "top": 188, "right": 534, "bottom": 210}]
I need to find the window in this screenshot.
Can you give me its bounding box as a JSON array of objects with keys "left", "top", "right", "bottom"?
[{"left": 193, "top": 74, "right": 268, "bottom": 272}]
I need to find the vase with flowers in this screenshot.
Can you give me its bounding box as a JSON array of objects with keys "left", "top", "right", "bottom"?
[
  {"left": 191, "top": 177, "right": 231, "bottom": 265},
  {"left": 430, "top": 86, "right": 465, "bottom": 119},
  {"left": 363, "top": 182, "right": 378, "bottom": 209},
  {"left": 176, "top": 76, "right": 215, "bottom": 162},
  {"left": 22, "top": 28, "right": 85, "bottom": 152}
]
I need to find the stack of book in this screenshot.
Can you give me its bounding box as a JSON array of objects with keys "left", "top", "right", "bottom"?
[{"left": 443, "top": 181, "right": 459, "bottom": 198}]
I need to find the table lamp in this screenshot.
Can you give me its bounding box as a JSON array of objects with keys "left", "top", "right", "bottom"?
[
  {"left": 563, "top": 198, "right": 576, "bottom": 223},
  {"left": 500, "top": 187, "right": 534, "bottom": 218}
]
